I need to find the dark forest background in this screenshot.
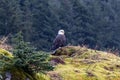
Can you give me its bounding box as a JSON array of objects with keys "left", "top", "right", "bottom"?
[{"left": 0, "top": 0, "right": 120, "bottom": 51}]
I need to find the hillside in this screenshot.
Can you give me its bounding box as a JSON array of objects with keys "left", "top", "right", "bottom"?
[
  {"left": 48, "top": 46, "right": 120, "bottom": 80},
  {"left": 0, "top": 46, "right": 120, "bottom": 80}
]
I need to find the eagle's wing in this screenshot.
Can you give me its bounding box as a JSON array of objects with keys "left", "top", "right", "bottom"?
[{"left": 52, "top": 34, "right": 66, "bottom": 50}]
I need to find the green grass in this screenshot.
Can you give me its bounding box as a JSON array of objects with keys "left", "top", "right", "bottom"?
[
  {"left": 1, "top": 46, "right": 120, "bottom": 80},
  {"left": 34, "top": 73, "right": 50, "bottom": 80},
  {"left": 48, "top": 46, "right": 120, "bottom": 80},
  {"left": 0, "top": 48, "right": 13, "bottom": 57}
]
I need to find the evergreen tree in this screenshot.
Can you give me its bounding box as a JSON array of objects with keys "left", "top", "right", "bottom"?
[
  {"left": 0, "top": 0, "right": 120, "bottom": 52},
  {"left": 12, "top": 32, "right": 53, "bottom": 74},
  {"left": 30, "top": 0, "right": 58, "bottom": 50}
]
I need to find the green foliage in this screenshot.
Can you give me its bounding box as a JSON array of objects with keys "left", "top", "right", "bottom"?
[
  {"left": 12, "top": 32, "right": 53, "bottom": 74},
  {"left": 0, "top": 49, "right": 13, "bottom": 71},
  {"left": 0, "top": 0, "right": 120, "bottom": 51},
  {"left": 0, "top": 46, "right": 52, "bottom": 80}
]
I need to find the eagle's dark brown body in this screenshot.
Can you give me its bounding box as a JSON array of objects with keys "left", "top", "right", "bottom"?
[{"left": 51, "top": 34, "right": 66, "bottom": 50}]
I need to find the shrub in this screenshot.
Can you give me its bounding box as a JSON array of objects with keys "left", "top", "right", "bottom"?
[{"left": 12, "top": 32, "right": 53, "bottom": 74}]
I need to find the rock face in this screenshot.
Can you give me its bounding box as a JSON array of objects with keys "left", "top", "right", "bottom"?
[{"left": 49, "top": 46, "right": 120, "bottom": 80}]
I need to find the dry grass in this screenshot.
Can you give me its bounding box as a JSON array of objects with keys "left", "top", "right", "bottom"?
[{"left": 0, "top": 36, "right": 12, "bottom": 50}]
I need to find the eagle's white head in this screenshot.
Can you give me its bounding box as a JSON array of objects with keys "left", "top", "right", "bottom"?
[{"left": 58, "top": 29, "right": 64, "bottom": 35}]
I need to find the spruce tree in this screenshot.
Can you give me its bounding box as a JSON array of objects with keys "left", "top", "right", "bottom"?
[{"left": 12, "top": 32, "right": 53, "bottom": 74}]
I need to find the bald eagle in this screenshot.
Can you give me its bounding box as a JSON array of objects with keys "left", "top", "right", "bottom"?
[{"left": 51, "top": 29, "right": 66, "bottom": 50}]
